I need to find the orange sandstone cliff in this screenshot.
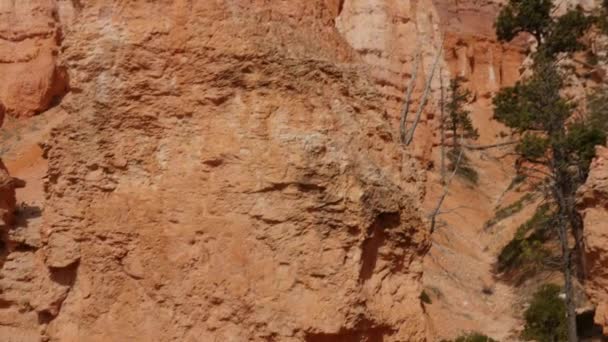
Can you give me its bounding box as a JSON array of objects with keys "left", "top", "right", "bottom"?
[
  {"left": 3, "top": 0, "right": 606, "bottom": 341},
  {"left": 2, "top": 1, "right": 432, "bottom": 341},
  {"left": 0, "top": 0, "right": 68, "bottom": 117}
]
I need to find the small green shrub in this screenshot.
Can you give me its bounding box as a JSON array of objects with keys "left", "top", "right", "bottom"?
[
  {"left": 484, "top": 193, "right": 533, "bottom": 229},
  {"left": 441, "top": 332, "right": 498, "bottom": 342},
  {"left": 420, "top": 290, "right": 432, "bottom": 304},
  {"left": 523, "top": 284, "right": 567, "bottom": 341},
  {"left": 585, "top": 50, "right": 599, "bottom": 66},
  {"left": 448, "top": 149, "right": 479, "bottom": 185},
  {"left": 506, "top": 173, "right": 528, "bottom": 192},
  {"left": 497, "top": 204, "right": 555, "bottom": 279},
  {"left": 427, "top": 285, "right": 444, "bottom": 299},
  {"left": 594, "top": 1, "right": 608, "bottom": 34},
  {"left": 517, "top": 134, "right": 549, "bottom": 161}
]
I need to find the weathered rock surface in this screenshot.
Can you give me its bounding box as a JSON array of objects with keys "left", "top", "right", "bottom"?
[
  {"left": 417, "top": 1, "right": 526, "bottom": 340},
  {"left": 0, "top": 0, "right": 528, "bottom": 340},
  {"left": 0, "top": 0, "right": 68, "bottom": 117},
  {"left": 578, "top": 146, "right": 608, "bottom": 334},
  {"left": 5, "top": 0, "right": 604, "bottom": 341},
  {"left": 1, "top": 1, "right": 431, "bottom": 341},
  {"left": 0, "top": 159, "right": 18, "bottom": 227}
]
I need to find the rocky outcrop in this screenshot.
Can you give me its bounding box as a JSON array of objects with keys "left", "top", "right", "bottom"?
[
  {"left": 0, "top": 0, "right": 559, "bottom": 340},
  {"left": 578, "top": 146, "right": 608, "bottom": 334},
  {"left": 0, "top": 1, "right": 432, "bottom": 341},
  {"left": 436, "top": 0, "right": 526, "bottom": 98},
  {"left": 0, "top": 160, "right": 19, "bottom": 228},
  {"left": 0, "top": 100, "right": 26, "bottom": 230},
  {"left": 0, "top": 0, "right": 68, "bottom": 117}
]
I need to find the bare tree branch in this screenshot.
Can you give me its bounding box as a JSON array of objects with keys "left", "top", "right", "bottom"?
[
  {"left": 400, "top": 52, "right": 421, "bottom": 143},
  {"left": 439, "top": 67, "right": 447, "bottom": 184},
  {"left": 404, "top": 35, "right": 445, "bottom": 145},
  {"left": 519, "top": 165, "right": 555, "bottom": 179},
  {"left": 462, "top": 140, "right": 519, "bottom": 150},
  {"left": 429, "top": 134, "right": 464, "bottom": 234},
  {"left": 435, "top": 205, "right": 476, "bottom": 215}
]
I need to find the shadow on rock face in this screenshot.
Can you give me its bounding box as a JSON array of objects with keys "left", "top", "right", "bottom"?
[{"left": 14, "top": 202, "right": 42, "bottom": 229}]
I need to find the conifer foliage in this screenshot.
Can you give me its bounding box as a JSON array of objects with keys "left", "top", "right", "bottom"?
[
  {"left": 494, "top": 1, "right": 607, "bottom": 341},
  {"left": 446, "top": 77, "right": 479, "bottom": 147},
  {"left": 444, "top": 77, "right": 479, "bottom": 184}
]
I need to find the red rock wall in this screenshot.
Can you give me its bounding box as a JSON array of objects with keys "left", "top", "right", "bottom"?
[
  {"left": 0, "top": 0, "right": 68, "bottom": 118},
  {"left": 10, "top": 0, "right": 600, "bottom": 340},
  {"left": 1, "top": 1, "right": 431, "bottom": 341}
]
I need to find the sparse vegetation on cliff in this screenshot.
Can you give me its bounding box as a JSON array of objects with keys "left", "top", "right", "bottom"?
[
  {"left": 484, "top": 193, "right": 534, "bottom": 229},
  {"left": 497, "top": 204, "right": 556, "bottom": 281},
  {"left": 420, "top": 290, "right": 432, "bottom": 304},
  {"left": 595, "top": 0, "right": 608, "bottom": 34},
  {"left": 494, "top": 0, "right": 607, "bottom": 340},
  {"left": 445, "top": 77, "right": 479, "bottom": 184},
  {"left": 496, "top": 0, "right": 590, "bottom": 56},
  {"left": 523, "top": 284, "right": 567, "bottom": 341}
]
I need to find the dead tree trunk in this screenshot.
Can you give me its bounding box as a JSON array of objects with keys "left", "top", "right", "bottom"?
[
  {"left": 404, "top": 37, "right": 444, "bottom": 146},
  {"left": 568, "top": 206, "right": 587, "bottom": 281},
  {"left": 462, "top": 141, "right": 519, "bottom": 150},
  {"left": 429, "top": 134, "right": 464, "bottom": 234},
  {"left": 439, "top": 67, "right": 446, "bottom": 184},
  {"left": 553, "top": 145, "right": 579, "bottom": 342},
  {"left": 556, "top": 209, "right": 579, "bottom": 342},
  {"left": 400, "top": 53, "right": 421, "bottom": 144}
]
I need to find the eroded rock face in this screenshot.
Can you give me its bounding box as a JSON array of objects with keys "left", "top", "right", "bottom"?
[
  {"left": 7, "top": 1, "right": 430, "bottom": 341},
  {"left": 0, "top": 0, "right": 68, "bottom": 117},
  {"left": 578, "top": 146, "right": 608, "bottom": 334},
  {"left": 0, "top": 159, "right": 17, "bottom": 228},
  {"left": 0, "top": 0, "right": 541, "bottom": 341}
]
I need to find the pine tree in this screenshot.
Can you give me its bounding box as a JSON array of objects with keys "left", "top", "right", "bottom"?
[
  {"left": 597, "top": 0, "right": 608, "bottom": 34},
  {"left": 443, "top": 77, "right": 479, "bottom": 184},
  {"left": 494, "top": 2, "right": 606, "bottom": 341},
  {"left": 523, "top": 284, "right": 568, "bottom": 341},
  {"left": 494, "top": 53, "right": 605, "bottom": 342},
  {"left": 445, "top": 77, "right": 479, "bottom": 148},
  {"left": 495, "top": 0, "right": 553, "bottom": 45},
  {"left": 496, "top": 0, "right": 590, "bottom": 56}
]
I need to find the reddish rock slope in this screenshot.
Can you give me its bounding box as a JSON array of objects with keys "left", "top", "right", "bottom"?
[
  {"left": 0, "top": 0, "right": 68, "bottom": 118},
  {"left": 1, "top": 1, "right": 431, "bottom": 341},
  {"left": 9, "top": 0, "right": 608, "bottom": 341}
]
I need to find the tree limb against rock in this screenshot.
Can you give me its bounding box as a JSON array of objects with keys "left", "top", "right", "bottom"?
[
  {"left": 462, "top": 140, "right": 519, "bottom": 150},
  {"left": 429, "top": 134, "right": 464, "bottom": 234},
  {"left": 439, "top": 67, "right": 446, "bottom": 184},
  {"left": 402, "top": 35, "right": 445, "bottom": 145},
  {"left": 400, "top": 51, "right": 421, "bottom": 144}
]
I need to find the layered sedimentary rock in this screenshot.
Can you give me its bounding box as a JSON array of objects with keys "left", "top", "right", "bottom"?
[
  {"left": 0, "top": 1, "right": 432, "bottom": 341},
  {"left": 578, "top": 146, "right": 608, "bottom": 334},
  {"left": 0, "top": 0, "right": 67, "bottom": 117}
]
